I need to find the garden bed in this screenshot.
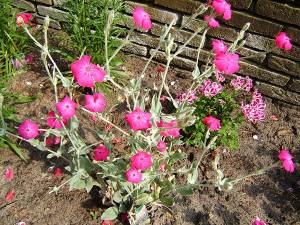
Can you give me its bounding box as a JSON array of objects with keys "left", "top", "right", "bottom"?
[{"left": 1, "top": 55, "right": 299, "bottom": 225}]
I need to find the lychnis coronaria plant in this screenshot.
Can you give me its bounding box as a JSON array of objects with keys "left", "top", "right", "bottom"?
[{"left": 9, "top": 0, "right": 297, "bottom": 224}]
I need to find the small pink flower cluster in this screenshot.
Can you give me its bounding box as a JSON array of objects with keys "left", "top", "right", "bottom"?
[
  {"left": 230, "top": 76, "right": 253, "bottom": 92},
  {"left": 125, "top": 151, "right": 153, "bottom": 183},
  {"left": 241, "top": 90, "right": 266, "bottom": 123},
  {"left": 176, "top": 90, "right": 197, "bottom": 105},
  {"left": 215, "top": 72, "right": 225, "bottom": 83},
  {"left": 198, "top": 79, "right": 223, "bottom": 98},
  {"left": 278, "top": 149, "right": 295, "bottom": 173}
]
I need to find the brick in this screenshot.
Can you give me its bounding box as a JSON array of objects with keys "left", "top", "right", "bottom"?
[
  {"left": 125, "top": 1, "right": 179, "bottom": 25},
  {"left": 236, "top": 47, "right": 266, "bottom": 63},
  {"left": 239, "top": 61, "right": 290, "bottom": 86},
  {"left": 34, "top": 16, "right": 61, "bottom": 29},
  {"left": 182, "top": 16, "right": 238, "bottom": 42},
  {"left": 179, "top": 47, "right": 212, "bottom": 62},
  {"left": 122, "top": 42, "right": 148, "bottom": 56},
  {"left": 131, "top": 32, "right": 177, "bottom": 51},
  {"left": 245, "top": 33, "right": 300, "bottom": 62},
  {"left": 150, "top": 49, "right": 195, "bottom": 71},
  {"left": 118, "top": 14, "right": 136, "bottom": 29},
  {"left": 267, "top": 55, "right": 300, "bottom": 78},
  {"left": 256, "top": 0, "right": 300, "bottom": 26},
  {"left": 244, "top": 33, "right": 274, "bottom": 51},
  {"left": 224, "top": 11, "right": 283, "bottom": 37},
  {"left": 256, "top": 82, "right": 300, "bottom": 106},
  {"left": 151, "top": 23, "right": 203, "bottom": 48},
  {"left": 33, "top": 0, "right": 52, "bottom": 4},
  {"left": 154, "top": 0, "right": 202, "bottom": 14},
  {"left": 273, "top": 45, "right": 300, "bottom": 63},
  {"left": 13, "top": 0, "right": 36, "bottom": 12},
  {"left": 229, "top": 0, "right": 252, "bottom": 9},
  {"left": 37, "top": 5, "right": 68, "bottom": 22},
  {"left": 286, "top": 27, "right": 300, "bottom": 45},
  {"left": 288, "top": 79, "right": 300, "bottom": 93}
]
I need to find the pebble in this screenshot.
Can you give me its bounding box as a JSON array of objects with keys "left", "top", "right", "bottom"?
[
  {"left": 26, "top": 81, "right": 32, "bottom": 86},
  {"left": 253, "top": 135, "right": 259, "bottom": 140}
]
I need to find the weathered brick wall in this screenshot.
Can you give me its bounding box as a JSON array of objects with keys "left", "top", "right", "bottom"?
[{"left": 13, "top": 0, "right": 300, "bottom": 106}]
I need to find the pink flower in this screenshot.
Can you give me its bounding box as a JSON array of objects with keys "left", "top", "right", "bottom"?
[
  {"left": 203, "top": 116, "right": 221, "bottom": 131},
  {"left": 275, "top": 32, "right": 292, "bottom": 51},
  {"left": 125, "top": 168, "right": 143, "bottom": 183},
  {"left": 93, "top": 145, "right": 110, "bottom": 161},
  {"left": 214, "top": 52, "right": 240, "bottom": 75},
  {"left": 204, "top": 15, "right": 220, "bottom": 28},
  {"left": 278, "top": 149, "right": 295, "bottom": 173},
  {"left": 71, "top": 55, "right": 106, "bottom": 88},
  {"left": 125, "top": 108, "right": 152, "bottom": 131},
  {"left": 133, "top": 7, "right": 152, "bottom": 31},
  {"left": 102, "top": 220, "right": 113, "bottom": 225},
  {"left": 47, "top": 111, "right": 67, "bottom": 129},
  {"left": 212, "top": 39, "right": 228, "bottom": 55},
  {"left": 55, "top": 96, "right": 77, "bottom": 120},
  {"left": 130, "top": 151, "right": 153, "bottom": 171},
  {"left": 54, "top": 168, "right": 62, "bottom": 177},
  {"left": 25, "top": 54, "right": 34, "bottom": 63},
  {"left": 241, "top": 90, "right": 266, "bottom": 123},
  {"left": 157, "top": 141, "right": 167, "bottom": 152},
  {"left": 4, "top": 167, "right": 14, "bottom": 182},
  {"left": 160, "top": 95, "right": 168, "bottom": 102},
  {"left": 252, "top": 217, "right": 267, "bottom": 225},
  {"left": 84, "top": 93, "right": 106, "bottom": 113},
  {"left": 278, "top": 149, "right": 293, "bottom": 161},
  {"left": 157, "top": 120, "right": 180, "bottom": 138},
  {"left": 198, "top": 79, "right": 223, "bottom": 97},
  {"left": 16, "top": 13, "right": 32, "bottom": 26},
  {"left": 46, "top": 136, "right": 61, "bottom": 146},
  {"left": 5, "top": 191, "right": 15, "bottom": 202},
  {"left": 282, "top": 160, "right": 295, "bottom": 173},
  {"left": 156, "top": 65, "right": 165, "bottom": 73},
  {"left": 18, "top": 119, "right": 39, "bottom": 140},
  {"left": 212, "top": 0, "right": 232, "bottom": 20}
]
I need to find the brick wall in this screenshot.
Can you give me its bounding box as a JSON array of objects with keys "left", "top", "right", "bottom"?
[{"left": 13, "top": 0, "right": 300, "bottom": 106}]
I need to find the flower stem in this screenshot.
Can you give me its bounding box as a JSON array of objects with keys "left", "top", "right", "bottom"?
[{"left": 231, "top": 162, "right": 280, "bottom": 185}]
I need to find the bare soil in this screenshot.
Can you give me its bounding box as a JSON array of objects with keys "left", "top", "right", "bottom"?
[{"left": 0, "top": 54, "right": 300, "bottom": 225}]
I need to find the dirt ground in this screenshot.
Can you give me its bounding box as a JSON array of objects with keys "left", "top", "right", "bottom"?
[{"left": 0, "top": 55, "right": 300, "bottom": 225}]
